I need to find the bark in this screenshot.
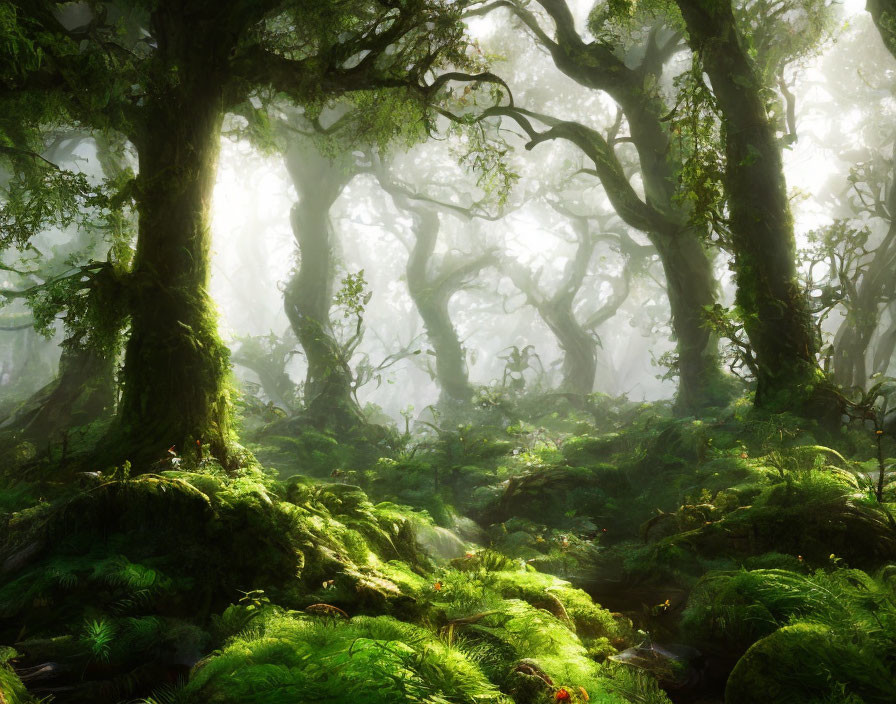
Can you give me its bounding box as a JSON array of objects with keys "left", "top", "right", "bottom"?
[
  {"left": 115, "top": 10, "right": 233, "bottom": 463},
  {"left": 675, "top": 0, "right": 820, "bottom": 410},
  {"left": 282, "top": 143, "right": 362, "bottom": 431}
]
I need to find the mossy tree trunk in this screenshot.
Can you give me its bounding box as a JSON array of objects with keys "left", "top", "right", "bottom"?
[
  {"left": 658, "top": 234, "right": 728, "bottom": 411},
  {"left": 675, "top": 0, "right": 820, "bottom": 410},
  {"left": 116, "top": 16, "right": 233, "bottom": 463},
  {"left": 4, "top": 342, "right": 115, "bottom": 445},
  {"left": 282, "top": 143, "right": 362, "bottom": 431},
  {"left": 5, "top": 264, "right": 124, "bottom": 444}
]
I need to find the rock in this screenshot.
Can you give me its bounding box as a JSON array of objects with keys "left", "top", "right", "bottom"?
[
  {"left": 610, "top": 640, "right": 703, "bottom": 691},
  {"left": 725, "top": 623, "right": 864, "bottom": 704}
]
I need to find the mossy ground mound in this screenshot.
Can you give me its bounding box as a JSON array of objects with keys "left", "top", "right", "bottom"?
[
  {"left": 2, "top": 398, "right": 894, "bottom": 703},
  {"left": 0, "top": 466, "right": 432, "bottom": 702}
]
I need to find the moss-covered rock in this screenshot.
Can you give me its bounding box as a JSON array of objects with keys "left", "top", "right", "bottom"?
[
  {"left": 725, "top": 622, "right": 894, "bottom": 704},
  {"left": 0, "top": 471, "right": 435, "bottom": 702}
]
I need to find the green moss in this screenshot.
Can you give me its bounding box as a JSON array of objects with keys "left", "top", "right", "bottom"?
[
  {"left": 726, "top": 622, "right": 894, "bottom": 704},
  {"left": 484, "top": 569, "right": 625, "bottom": 641},
  {"left": 0, "top": 648, "right": 35, "bottom": 704},
  {"left": 682, "top": 565, "right": 896, "bottom": 703},
  {"left": 182, "top": 612, "right": 511, "bottom": 704}
]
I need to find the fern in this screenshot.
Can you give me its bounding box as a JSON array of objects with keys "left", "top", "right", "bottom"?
[{"left": 81, "top": 618, "right": 115, "bottom": 663}]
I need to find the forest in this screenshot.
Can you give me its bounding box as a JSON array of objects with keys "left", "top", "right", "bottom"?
[{"left": 1, "top": 0, "right": 896, "bottom": 702}]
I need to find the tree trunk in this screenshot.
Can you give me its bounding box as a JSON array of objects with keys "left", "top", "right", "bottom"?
[
  {"left": 415, "top": 291, "right": 474, "bottom": 406},
  {"left": 502, "top": 263, "right": 598, "bottom": 395},
  {"left": 832, "top": 210, "right": 896, "bottom": 388},
  {"left": 4, "top": 264, "right": 123, "bottom": 443},
  {"left": 658, "top": 232, "right": 731, "bottom": 411},
  {"left": 832, "top": 305, "right": 881, "bottom": 389},
  {"left": 405, "top": 208, "right": 474, "bottom": 408},
  {"left": 2, "top": 343, "right": 115, "bottom": 442},
  {"left": 522, "top": 0, "right": 727, "bottom": 412},
  {"left": 546, "top": 307, "right": 598, "bottom": 393},
  {"left": 116, "top": 65, "right": 232, "bottom": 463},
  {"left": 282, "top": 143, "right": 361, "bottom": 431},
  {"left": 872, "top": 308, "right": 896, "bottom": 376},
  {"left": 613, "top": 73, "right": 729, "bottom": 412},
  {"left": 676, "top": 0, "right": 820, "bottom": 411}
]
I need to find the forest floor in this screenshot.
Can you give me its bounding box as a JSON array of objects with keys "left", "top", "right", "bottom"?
[{"left": 1, "top": 391, "right": 895, "bottom": 704}]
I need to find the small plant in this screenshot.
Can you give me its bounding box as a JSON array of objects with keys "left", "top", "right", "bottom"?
[
  {"left": 108, "top": 459, "right": 131, "bottom": 482},
  {"left": 334, "top": 269, "right": 371, "bottom": 319},
  {"left": 82, "top": 618, "right": 115, "bottom": 663},
  {"left": 498, "top": 345, "right": 543, "bottom": 392},
  {"left": 837, "top": 376, "right": 896, "bottom": 502},
  {"left": 237, "top": 588, "right": 271, "bottom": 611}
]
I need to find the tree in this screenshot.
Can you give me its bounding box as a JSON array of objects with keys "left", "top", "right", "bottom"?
[
  {"left": 372, "top": 162, "right": 499, "bottom": 409},
  {"left": 5, "top": 0, "right": 487, "bottom": 465},
  {"left": 0, "top": 130, "right": 132, "bottom": 446},
  {"left": 672, "top": 0, "right": 829, "bottom": 411},
  {"left": 501, "top": 204, "right": 643, "bottom": 394},
  {"left": 464, "top": 0, "right": 728, "bottom": 413},
  {"left": 281, "top": 141, "right": 363, "bottom": 430},
  {"left": 231, "top": 330, "right": 301, "bottom": 416}
]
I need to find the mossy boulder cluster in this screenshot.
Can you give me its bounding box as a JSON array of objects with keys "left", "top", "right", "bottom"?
[{"left": 0, "top": 460, "right": 650, "bottom": 704}]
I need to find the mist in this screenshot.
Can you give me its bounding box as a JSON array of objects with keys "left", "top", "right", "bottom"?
[{"left": 2, "top": 1, "right": 896, "bottom": 703}]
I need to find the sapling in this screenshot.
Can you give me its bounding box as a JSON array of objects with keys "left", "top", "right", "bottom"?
[{"left": 838, "top": 376, "right": 896, "bottom": 502}]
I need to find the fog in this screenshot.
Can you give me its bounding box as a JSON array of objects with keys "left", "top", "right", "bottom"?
[
  {"left": 191, "top": 0, "right": 889, "bottom": 423},
  {"left": 2, "top": 0, "right": 893, "bottom": 428}
]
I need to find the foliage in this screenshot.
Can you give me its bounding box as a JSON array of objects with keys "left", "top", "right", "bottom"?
[
  {"left": 182, "top": 612, "right": 511, "bottom": 704},
  {"left": 334, "top": 270, "right": 372, "bottom": 320},
  {"left": 703, "top": 304, "right": 758, "bottom": 382},
  {"left": 684, "top": 565, "right": 896, "bottom": 703},
  {"left": 667, "top": 54, "right": 727, "bottom": 234},
  {"left": 0, "top": 647, "right": 35, "bottom": 704}
]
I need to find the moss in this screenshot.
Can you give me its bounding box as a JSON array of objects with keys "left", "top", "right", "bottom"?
[
  {"left": 483, "top": 569, "right": 626, "bottom": 641},
  {"left": 182, "top": 612, "right": 511, "bottom": 704},
  {"left": 0, "top": 471, "right": 439, "bottom": 699},
  {"left": 682, "top": 565, "right": 896, "bottom": 703},
  {"left": 0, "top": 648, "right": 35, "bottom": 704},
  {"left": 726, "top": 622, "right": 894, "bottom": 704},
  {"left": 463, "top": 600, "right": 663, "bottom": 704}
]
